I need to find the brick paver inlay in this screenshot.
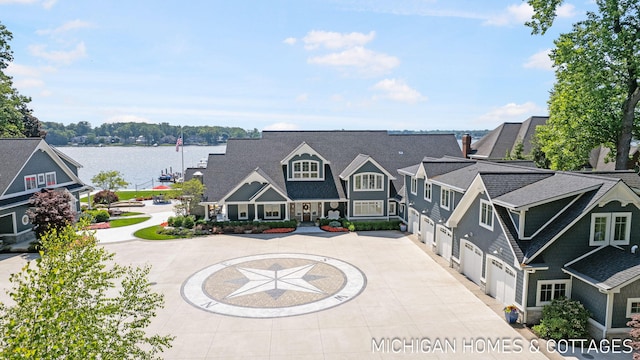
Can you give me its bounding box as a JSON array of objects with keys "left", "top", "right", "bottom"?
[{"left": 181, "top": 253, "right": 367, "bottom": 318}]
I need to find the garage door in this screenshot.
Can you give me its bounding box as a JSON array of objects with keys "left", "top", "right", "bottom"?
[
  {"left": 421, "top": 216, "right": 435, "bottom": 244},
  {"left": 488, "top": 258, "right": 517, "bottom": 305},
  {"left": 409, "top": 209, "right": 420, "bottom": 235},
  {"left": 462, "top": 241, "right": 483, "bottom": 285},
  {"left": 436, "top": 226, "right": 452, "bottom": 261}
]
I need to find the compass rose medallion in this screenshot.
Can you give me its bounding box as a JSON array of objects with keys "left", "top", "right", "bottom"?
[{"left": 181, "top": 253, "right": 367, "bottom": 318}]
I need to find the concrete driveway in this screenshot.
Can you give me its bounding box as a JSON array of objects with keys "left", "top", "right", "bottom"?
[{"left": 98, "top": 232, "right": 550, "bottom": 360}]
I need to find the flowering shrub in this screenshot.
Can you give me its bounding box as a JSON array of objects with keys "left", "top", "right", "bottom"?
[
  {"left": 627, "top": 314, "right": 640, "bottom": 360},
  {"left": 262, "top": 228, "right": 295, "bottom": 234},
  {"left": 159, "top": 222, "right": 168, "bottom": 227},
  {"left": 504, "top": 305, "right": 518, "bottom": 313},
  {"left": 321, "top": 225, "right": 348, "bottom": 232},
  {"left": 85, "top": 222, "right": 111, "bottom": 230}
]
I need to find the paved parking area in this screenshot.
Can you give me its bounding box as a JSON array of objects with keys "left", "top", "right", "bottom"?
[{"left": 104, "top": 232, "right": 551, "bottom": 359}]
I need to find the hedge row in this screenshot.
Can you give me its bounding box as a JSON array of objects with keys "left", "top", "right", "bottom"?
[{"left": 319, "top": 218, "right": 402, "bottom": 231}]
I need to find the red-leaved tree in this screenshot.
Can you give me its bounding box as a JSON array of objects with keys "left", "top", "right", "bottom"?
[{"left": 27, "top": 189, "right": 76, "bottom": 239}]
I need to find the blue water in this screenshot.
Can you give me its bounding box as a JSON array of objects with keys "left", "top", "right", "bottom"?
[{"left": 55, "top": 145, "right": 226, "bottom": 189}]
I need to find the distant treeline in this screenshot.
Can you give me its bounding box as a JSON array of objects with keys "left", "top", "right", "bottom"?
[
  {"left": 389, "top": 129, "right": 489, "bottom": 139},
  {"left": 42, "top": 121, "right": 261, "bottom": 146}
]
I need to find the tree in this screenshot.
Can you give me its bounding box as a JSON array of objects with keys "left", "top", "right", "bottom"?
[
  {"left": 0, "top": 223, "right": 173, "bottom": 359},
  {"left": 91, "top": 170, "right": 129, "bottom": 208},
  {"left": 627, "top": 314, "right": 640, "bottom": 360},
  {"left": 527, "top": 0, "right": 640, "bottom": 170},
  {"left": 0, "top": 21, "right": 43, "bottom": 139},
  {"left": 26, "top": 189, "right": 76, "bottom": 240},
  {"left": 171, "top": 178, "right": 205, "bottom": 217}
]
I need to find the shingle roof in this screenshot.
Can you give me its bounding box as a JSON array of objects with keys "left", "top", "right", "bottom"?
[
  {"left": 492, "top": 172, "right": 607, "bottom": 208},
  {"left": 564, "top": 246, "right": 640, "bottom": 290},
  {"left": 431, "top": 161, "right": 539, "bottom": 191},
  {"left": 0, "top": 138, "right": 43, "bottom": 195},
  {"left": 577, "top": 171, "right": 640, "bottom": 191},
  {"left": 200, "top": 131, "right": 462, "bottom": 202},
  {"left": 470, "top": 116, "right": 548, "bottom": 159},
  {"left": 480, "top": 172, "right": 553, "bottom": 199}
]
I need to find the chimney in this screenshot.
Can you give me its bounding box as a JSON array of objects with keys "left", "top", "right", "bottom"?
[{"left": 461, "top": 133, "right": 472, "bottom": 158}]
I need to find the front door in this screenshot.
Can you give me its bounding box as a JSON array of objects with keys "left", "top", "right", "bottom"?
[{"left": 302, "top": 203, "right": 311, "bottom": 222}]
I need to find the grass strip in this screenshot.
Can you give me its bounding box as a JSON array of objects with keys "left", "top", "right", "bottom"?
[
  {"left": 134, "top": 225, "right": 181, "bottom": 240},
  {"left": 109, "top": 216, "right": 151, "bottom": 228}
]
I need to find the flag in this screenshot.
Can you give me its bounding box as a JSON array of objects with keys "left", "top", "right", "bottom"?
[{"left": 175, "top": 137, "right": 182, "bottom": 152}]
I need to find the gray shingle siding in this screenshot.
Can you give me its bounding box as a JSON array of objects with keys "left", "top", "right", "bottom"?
[
  {"left": 615, "top": 281, "right": 640, "bottom": 328},
  {"left": 523, "top": 196, "right": 574, "bottom": 237},
  {"left": 226, "top": 182, "right": 265, "bottom": 202},
  {"left": 572, "top": 277, "right": 607, "bottom": 325}
]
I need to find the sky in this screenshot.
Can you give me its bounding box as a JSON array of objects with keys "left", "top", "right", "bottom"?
[{"left": 2, "top": 0, "right": 593, "bottom": 131}]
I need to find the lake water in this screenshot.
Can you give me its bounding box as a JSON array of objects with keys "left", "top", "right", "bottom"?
[{"left": 55, "top": 145, "right": 226, "bottom": 189}]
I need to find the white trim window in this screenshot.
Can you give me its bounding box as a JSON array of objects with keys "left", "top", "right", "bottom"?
[
  {"left": 292, "top": 160, "right": 320, "bottom": 179},
  {"left": 388, "top": 201, "right": 397, "bottom": 215},
  {"left": 45, "top": 172, "right": 57, "bottom": 186},
  {"left": 263, "top": 204, "right": 280, "bottom": 219},
  {"left": 410, "top": 177, "right": 417, "bottom": 195},
  {"left": 37, "top": 173, "right": 45, "bottom": 185},
  {"left": 354, "top": 173, "right": 384, "bottom": 191},
  {"left": 589, "top": 212, "right": 632, "bottom": 246},
  {"left": 479, "top": 199, "right": 494, "bottom": 230},
  {"left": 424, "top": 182, "right": 432, "bottom": 202},
  {"left": 353, "top": 201, "right": 383, "bottom": 216},
  {"left": 440, "top": 188, "right": 451, "bottom": 210},
  {"left": 536, "top": 280, "right": 571, "bottom": 306},
  {"left": 627, "top": 298, "right": 640, "bottom": 318},
  {"left": 24, "top": 175, "right": 37, "bottom": 190},
  {"left": 238, "top": 204, "right": 249, "bottom": 220}
]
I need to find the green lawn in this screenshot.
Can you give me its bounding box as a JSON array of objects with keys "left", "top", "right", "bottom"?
[
  {"left": 109, "top": 216, "right": 151, "bottom": 228},
  {"left": 134, "top": 225, "right": 181, "bottom": 240},
  {"left": 81, "top": 190, "right": 174, "bottom": 203}
]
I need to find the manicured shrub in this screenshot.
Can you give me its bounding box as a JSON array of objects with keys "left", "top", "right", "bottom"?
[
  {"left": 328, "top": 221, "right": 342, "bottom": 228},
  {"left": 93, "top": 190, "right": 119, "bottom": 206},
  {"left": 93, "top": 210, "right": 110, "bottom": 223},
  {"left": 532, "top": 297, "right": 591, "bottom": 340},
  {"left": 172, "top": 216, "right": 184, "bottom": 228},
  {"left": 182, "top": 216, "right": 195, "bottom": 229}
]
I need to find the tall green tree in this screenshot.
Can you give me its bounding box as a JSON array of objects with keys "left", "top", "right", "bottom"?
[
  {"left": 0, "top": 21, "right": 43, "bottom": 138},
  {"left": 527, "top": 0, "right": 640, "bottom": 170},
  {"left": 0, "top": 223, "right": 173, "bottom": 359}
]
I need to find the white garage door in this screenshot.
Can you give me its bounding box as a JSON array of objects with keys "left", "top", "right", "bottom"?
[
  {"left": 462, "top": 241, "right": 483, "bottom": 285},
  {"left": 436, "top": 226, "right": 452, "bottom": 261},
  {"left": 409, "top": 209, "right": 420, "bottom": 235},
  {"left": 421, "top": 216, "right": 435, "bottom": 244},
  {"left": 488, "top": 258, "right": 517, "bottom": 305}
]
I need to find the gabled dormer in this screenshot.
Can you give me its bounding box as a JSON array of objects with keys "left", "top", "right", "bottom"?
[
  {"left": 221, "top": 167, "right": 290, "bottom": 203},
  {"left": 280, "top": 142, "right": 329, "bottom": 181}
]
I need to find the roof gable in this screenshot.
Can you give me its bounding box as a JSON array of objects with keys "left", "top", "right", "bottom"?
[
  {"left": 280, "top": 142, "right": 330, "bottom": 166},
  {"left": 339, "top": 154, "right": 396, "bottom": 180},
  {"left": 563, "top": 246, "right": 640, "bottom": 291}
]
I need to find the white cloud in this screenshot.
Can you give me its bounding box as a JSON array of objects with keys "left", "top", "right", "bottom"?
[
  {"left": 283, "top": 37, "right": 297, "bottom": 45},
  {"left": 0, "top": 0, "right": 56, "bottom": 8},
  {"left": 295, "top": 93, "right": 308, "bottom": 102},
  {"left": 371, "top": 78, "right": 426, "bottom": 104},
  {"left": 105, "top": 115, "right": 150, "bottom": 124},
  {"left": 29, "top": 41, "right": 87, "bottom": 65},
  {"left": 263, "top": 122, "right": 301, "bottom": 131},
  {"left": 6, "top": 63, "right": 55, "bottom": 77},
  {"left": 556, "top": 4, "right": 576, "bottom": 18},
  {"left": 477, "top": 102, "right": 541, "bottom": 124},
  {"left": 484, "top": 3, "right": 533, "bottom": 26},
  {"left": 36, "top": 20, "right": 92, "bottom": 35},
  {"left": 303, "top": 30, "right": 375, "bottom": 50},
  {"left": 524, "top": 49, "right": 553, "bottom": 70},
  {"left": 484, "top": 2, "right": 576, "bottom": 26},
  {"left": 13, "top": 78, "right": 45, "bottom": 88},
  {"left": 308, "top": 46, "right": 399, "bottom": 76}
]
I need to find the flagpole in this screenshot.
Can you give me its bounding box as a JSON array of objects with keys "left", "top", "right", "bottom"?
[{"left": 181, "top": 126, "right": 184, "bottom": 182}]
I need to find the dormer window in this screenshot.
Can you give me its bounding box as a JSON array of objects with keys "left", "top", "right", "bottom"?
[
  {"left": 590, "top": 212, "right": 631, "bottom": 246},
  {"left": 292, "top": 160, "right": 319, "bottom": 179},
  {"left": 25, "top": 175, "right": 37, "bottom": 190}
]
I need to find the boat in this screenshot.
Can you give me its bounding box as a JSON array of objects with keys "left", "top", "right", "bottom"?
[{"left": 197, "top": 158, "right": 207, "bottom": 168}]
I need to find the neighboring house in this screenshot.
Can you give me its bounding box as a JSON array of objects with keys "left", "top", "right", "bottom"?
[
  {"left": 0, "top": 138, "right": 91, "bottom": 244},
  {"left": 589, "top": 145, "right": 640, "bottom": 171},
  {"left": 401, "top": 156, "right": 640, "bottom": 340},
  {"left": 186, "top": 131, "right": 462, "bottom": 222},
  {"left": 464, "top": 116, "right": 548, "bottom": 160}
]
